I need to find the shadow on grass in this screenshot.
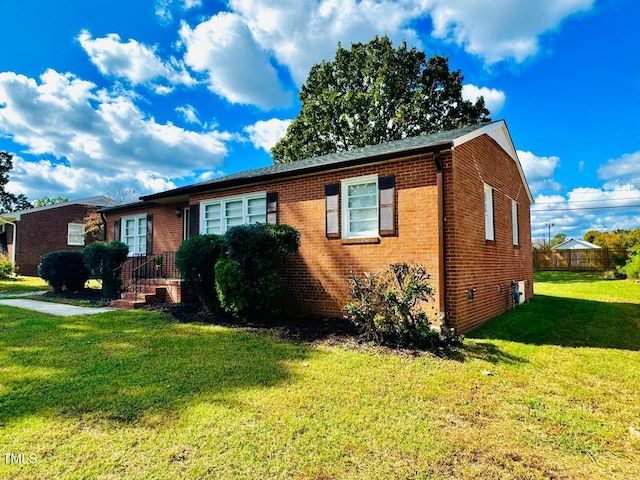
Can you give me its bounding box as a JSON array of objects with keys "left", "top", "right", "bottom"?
[
  {"left": 468, "top": 295, "right": 640, "bottom": 351},
  {"left": 444, "top": 341, "right": 529, "bottom": 365},
  {"left": 0, "top": 309, "right": 310, "bottom": 425}
]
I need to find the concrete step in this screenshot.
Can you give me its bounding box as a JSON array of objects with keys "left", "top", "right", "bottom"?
[
  {"left": 111, "top": 286, "right": 167, "bottom": 309},
  {"left": 110, "top": 299, "right": 145, "bottom": 309}
]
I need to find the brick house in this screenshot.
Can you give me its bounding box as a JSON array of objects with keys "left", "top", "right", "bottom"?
[
  {"left": 0, "top": 196, "right": 114, "bottom": 276},
  {"left": 102, "top": 120, "right": 533, "bottom": 333}
]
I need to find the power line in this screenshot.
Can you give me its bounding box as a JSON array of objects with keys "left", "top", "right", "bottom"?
[
  {"left": 534, "top": 196, "right": 640, "bottom": 205},
  {"left": 534, "top": 133, "right": 640, "bottom": 150},
  {"left": 532, "top": 204, "right": 640, "bottom": 212}
]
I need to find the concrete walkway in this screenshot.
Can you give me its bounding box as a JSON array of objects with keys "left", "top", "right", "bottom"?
[{"left": 0, "top": 298, "right": 115, "bottom": 316}]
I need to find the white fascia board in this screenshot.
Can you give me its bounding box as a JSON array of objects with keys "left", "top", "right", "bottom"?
[{"left": 452, "top": 120, "right": 534, "bottom": 205}]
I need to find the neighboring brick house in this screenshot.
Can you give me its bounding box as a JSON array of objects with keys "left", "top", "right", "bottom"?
[
  {"left": 102, "top": 120, "right": 533, "bottom": 333},
  {"left": 0, "top": 196, "right": 114, "bottom": 276}
]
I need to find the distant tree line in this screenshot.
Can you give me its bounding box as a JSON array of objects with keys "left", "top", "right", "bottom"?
[{"left": 584, "top": 228, "right": 640, "bottom": 250}]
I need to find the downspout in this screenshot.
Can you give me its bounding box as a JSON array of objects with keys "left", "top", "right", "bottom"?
[
  {"left": 434, "top": 154, "right": 447, "bottom": 327},
  {"left": 100, "top": 212, "right": 107, "bottom": 241},
  {"left": 4, "top": 219, "right": 17, "bottom": 269}
]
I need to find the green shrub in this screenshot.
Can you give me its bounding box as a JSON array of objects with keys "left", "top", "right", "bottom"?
[
  {"left": 38, "top": 251, "right": 89, "bottom": 292},
  {"left": 214, "top": 257, "right": 250, "bottom": 317},
  {"left": 0, "top": 256, "right": 14, "bottom": 279},
  {"left": 344, "top": 262, "right": 441, "bottom": 349},
  {"left": 83, "top": 241, "right": 129, "bottom": 298},
  {"left": 175, "top": 234, "right": 225, "bottom": 313},
  {"left": 216, "top": 223, "right": 300, "bottom": 320},
  {"left": 622, "top": 250, "right": 640, "bottom": 280}
]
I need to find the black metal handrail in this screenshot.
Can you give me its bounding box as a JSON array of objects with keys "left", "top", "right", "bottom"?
[{"left": 115, "top": 252, "right": 179, "bottom": 296}]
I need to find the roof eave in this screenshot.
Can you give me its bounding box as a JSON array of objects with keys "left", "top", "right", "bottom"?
[
  {"left": 141, "top": 141, "right": 453, "bottom": 203},
  {"left": 453, "top": 119, "right": 534, "bottom": 205}
]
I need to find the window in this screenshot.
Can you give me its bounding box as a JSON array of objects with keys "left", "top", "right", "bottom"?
[
  {"left": 67, "top": 223, "right": 85, "bottom": 246},
  {"left": 342, "top": 175, "right": 378, "bottom": 238},
  {"left": 200, "top": 193, "right": 266, "bottom": 234},
  {"left": 122, "top": 215, "right": 147, "bottom": 255},
  {"left": 512, "top": 200, "right": 519, "bottom": 246},
  {"left": 484, "top": 184, "right": 494, "bottom": 241}
]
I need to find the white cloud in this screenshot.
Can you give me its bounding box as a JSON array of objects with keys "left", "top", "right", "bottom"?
[
  {"left": 229, "top": 0, "right": 422, "bottom": 85},
  {"left": 428, "top": 0, "right": 594, "bottom": 64},
  {"left": 462, "top": 84, "right": 506, "bottom": 115},
  {"left": 180, "top": 12, "right": 292, "bottom": 109},
  {"left": 7, "top": 155, "right": 176, "bottom": 198},
  {"left": 597, "top": 150, "right": 640, "bottom": 186},
  {"left": 222, "top": 0, "right": 595, "bottom": 90},
  {"left": 530, "top": 185, "right": 640, "bottom": 240},
  {"left": 517, "top": 150, "right": 562, "bottom": 192},
  {"left": 173, "top": 1, "right": 594, "bottom": 109},
  {"left": 175, "top": 104, "right": 201, "bottom": 124},
  {"left": 78, "top": 30, "right": 194, "bottom": 94},
  {"left": 155, "top": 0, "right": 203, "bottom": 23},
  {"left": 0, "top": 69, "right": 231, "bottom": 198},
  {"left": 244, "top": 118, "right": 292, "bottom": 152}
]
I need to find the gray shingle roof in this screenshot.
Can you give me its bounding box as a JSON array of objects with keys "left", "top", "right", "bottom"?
[{"left": 141, "top": 122, "right": 494, "bottom": 202}]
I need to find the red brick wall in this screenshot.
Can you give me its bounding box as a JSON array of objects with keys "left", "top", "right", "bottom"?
[
  {"left": 444, "top": 135, "right": 533, "bottom": 333},
  {"left": 13, "top": 204, "right": 100, "bottom": 276},
  {"left": 104, "top": 203, "right": 186, "bottom": 255},
  {"left": 103, "top": 134, "right": 533, "bottom": 334},
  {"left": 191, "top": 155, "right": 443, "bottom": 317}
]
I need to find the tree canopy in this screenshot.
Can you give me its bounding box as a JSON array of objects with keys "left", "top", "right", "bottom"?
[
  {"left": 33, "top": 196, "right": 69, "bottom": 208},
  {"left": 271, "top": 36, "right": 490, "bottom": 164},
  {"left": 549, "top": 233, "right": 567, "bottom": 248},
  {"left": 0, "top": 151, "right": 31, "bottom": 213},
  {"left": 584, "top": 228, "right": 640, "bottom": 250}
]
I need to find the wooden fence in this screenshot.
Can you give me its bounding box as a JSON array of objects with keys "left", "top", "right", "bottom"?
[{"left": 533, "top": 248, "right": 627, "bottom": 271}]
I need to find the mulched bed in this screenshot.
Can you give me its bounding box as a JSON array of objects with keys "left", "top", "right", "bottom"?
[
  {"left": 144, "top": 303, "right": 461, "bottom": 359},
  {"left": 146, "top": 302, "right": 360, "bottom": 344}
]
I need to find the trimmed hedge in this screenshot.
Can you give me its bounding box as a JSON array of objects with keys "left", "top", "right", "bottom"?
[
  {"left": 216, "top": 223, "right": 300, "bottom": 320},
  {"left": 38, "top": 251, "right": 89, "bottom": 292},
  {"left": 175, "top": 234, "right": 225, "bottom": 313},
  {"left": 82, "top": 241, "right": 129, "bottom": 298}
]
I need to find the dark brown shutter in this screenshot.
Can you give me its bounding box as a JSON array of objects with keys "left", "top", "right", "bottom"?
[
  {"left": 266, "top": 192, "right": 278, "bottom": 224},
  {"left": 114, "top": 219, "right": 121, "bottom": 242},
  {"left": 146, "top": 214, "right": 153, "bottom": 254},
  {"left": 378, "top": 175, "right": 396, "bottom": 237},
  {"left": 325, "top": 183, "right": 340, "bottom": 239},
  {"left": 189, "top": 204, "right": 199, "bottom": 237}
]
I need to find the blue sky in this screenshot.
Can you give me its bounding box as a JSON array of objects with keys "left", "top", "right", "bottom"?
[{"left": 0, "top": 0, "right": 639, "bottom": 243}]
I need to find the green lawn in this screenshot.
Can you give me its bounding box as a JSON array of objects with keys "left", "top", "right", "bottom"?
[
  {"left": 1, "top": 272, "right": 639, "bottom": 479},
  {"left": 0, "top": 276, "right": 50, "bottom": 296}
]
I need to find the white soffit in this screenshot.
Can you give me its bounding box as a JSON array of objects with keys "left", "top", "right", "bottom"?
[{"left": 453, "top": 120, "right": 534, "bottom": 204}]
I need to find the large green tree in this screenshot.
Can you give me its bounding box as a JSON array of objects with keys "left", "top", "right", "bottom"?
[
  {"left": 0, "top": 151, "right": 31, "bottom": 213},
  {"left": 33, "top": 196, "right": 69, "bottom": 208},
  {"left": 271, "top": 36, "right": 490, "bottom": 164}
]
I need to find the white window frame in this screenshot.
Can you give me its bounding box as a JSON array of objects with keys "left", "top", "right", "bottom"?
[
  {"left": 200, "top": 192, "right": 267, "bottom": 235},
  {"left": 121, "top": 214, "right": 147, "bottom": 256},
  {"left": 67, "top": 222, "right": 85, "bottom": 246},
  {"left": 341, "top": 174, "right": 379, "bottom": 239},
  {"left": 484, "top": 184, "right": 495, "bottom": 241},
  {"left": 512, "top": 199, "right": 519, "bottom": 246}
]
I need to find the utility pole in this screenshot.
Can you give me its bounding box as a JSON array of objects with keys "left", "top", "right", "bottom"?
[{"left": 545, "top": 222, "right": 554, "bottom": 249}]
